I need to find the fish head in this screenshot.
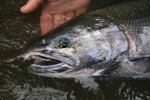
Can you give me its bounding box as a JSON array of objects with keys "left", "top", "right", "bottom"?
[{"left": 19, "top": 16, "right": 128, "bottom": 78}]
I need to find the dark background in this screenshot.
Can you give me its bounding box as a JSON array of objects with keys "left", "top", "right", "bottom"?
[{"left": 0, "top": 0, "right": 150, "bottom": 100}]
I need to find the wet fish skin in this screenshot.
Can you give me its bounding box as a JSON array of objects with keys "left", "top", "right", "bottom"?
[
  {"left": 19, "top": 0, "right": 150, "bottom": 78},
  {"left": 89, "top": 0, "right": 150, "bottom": 74},
  {"left": 20, "top": 15, "right": 130, "bottom": 77},
  {"left": 91, "top": 0, "right": 150, "bottom": 58}
]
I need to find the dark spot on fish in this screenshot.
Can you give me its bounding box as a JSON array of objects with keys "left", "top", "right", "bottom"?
[
  {"left": 53, "top": 67, "right": 70, "bottom": 73},
  {"left": 58, "top": 37, "right": 70, "bottom": 48},
  {"left": 80, "top": 55, "right": 97, "bottom": 67},
  {"left": 38, "top": 59, "right": 61, "bottom": 66}
]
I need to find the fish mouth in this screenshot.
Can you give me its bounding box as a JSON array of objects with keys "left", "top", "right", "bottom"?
[
  {"left": 21, "top": 51, "right": 74, "bottom": 74},
  {"left": 20, "top": 50, "right": 108, "bottom": 78}
]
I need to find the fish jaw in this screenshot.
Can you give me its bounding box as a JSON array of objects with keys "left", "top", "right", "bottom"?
[
  {"left": 19, "top": 46, "right": 110, "bottom": 78},
  {"left": 28, "top": 65, "right": 107, "bottom": 78},
  {"left": 20, "top": 46, "right": 85, "bottom": 75}
]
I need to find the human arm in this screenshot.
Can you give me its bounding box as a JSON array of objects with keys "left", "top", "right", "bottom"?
[{"left": 20, "top": 0, "right": 124, "bottom": 35}]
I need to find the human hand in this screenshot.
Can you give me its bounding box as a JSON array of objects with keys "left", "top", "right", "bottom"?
[{"left": 20, "top": 0, "right": 90, "bottom": 35}]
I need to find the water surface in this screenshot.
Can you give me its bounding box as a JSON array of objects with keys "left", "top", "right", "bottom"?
[{"left": 0, "top": 1, "right": 150, "bottom": 100}]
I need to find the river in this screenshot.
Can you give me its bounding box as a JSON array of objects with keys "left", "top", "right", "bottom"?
[{"left": 0, "top": 0, "right": 150, "bottom": 100}]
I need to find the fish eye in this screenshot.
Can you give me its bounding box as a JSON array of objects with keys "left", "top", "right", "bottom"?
[
  {"left": 58, "top": 38, "right": 70, "bottom": 48},
  {"left": 41, "top": 39, "right": 49, "bottom": 46}
]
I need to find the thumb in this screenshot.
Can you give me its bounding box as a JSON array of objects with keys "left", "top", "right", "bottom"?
[{"left": 20, "top": 0, "right": 43, "bottom": 13}]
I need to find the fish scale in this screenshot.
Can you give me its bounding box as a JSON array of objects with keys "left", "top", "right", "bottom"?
[
  {"left": 91, "top": 0, "right": 150, "bottom": 21},
  {"left": 90, "top": 0, "right": 150, "bottom": 58}
]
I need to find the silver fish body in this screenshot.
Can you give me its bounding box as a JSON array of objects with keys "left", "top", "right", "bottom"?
[
  {"left": 22, "top": 15, "right": 132, "bottom": 77},
  {"left": 19, "top": 0, "right": 150, "bottom": 78}
]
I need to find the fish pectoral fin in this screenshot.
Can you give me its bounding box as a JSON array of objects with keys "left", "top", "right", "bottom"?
[
  {"left": 128, "top": 52, "right": 150, "bottom": 61},
  {"left": 128, "top": 53, "right": 150, "bottom": 61},
  {"left": 128, "top": 56, "right": 145, "bottom": 61},
  {"left": 119, "top": 58, "right": 150, "bottom": 74}
]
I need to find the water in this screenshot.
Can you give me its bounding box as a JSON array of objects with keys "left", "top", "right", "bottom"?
[{"left": 0, "top": 0, "right": 150, "bottom": 100}]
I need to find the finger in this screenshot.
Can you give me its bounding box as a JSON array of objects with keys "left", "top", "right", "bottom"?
[
  {"left": 40, "top": 12, "right": 53, "bottom": 35},
  {"left": 43, "top": 0, "right": 70, "bottom": 13},
  {"left": 53, "top": 14, "right": 66, "bottom": 29},
  {"left": 65, "top": 11, "right": 74, "bottom": 21},
  {"left": 52, "top": 7, "right": 88, "bottom": 30},
  {"left": 20, "top": 0, "right": 43, "bottom": 13},
  {"left": 51, "top": 0, "right": 90, "bottom": 14}
]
